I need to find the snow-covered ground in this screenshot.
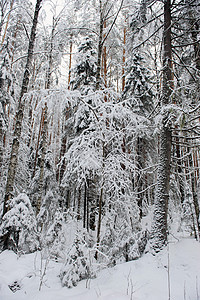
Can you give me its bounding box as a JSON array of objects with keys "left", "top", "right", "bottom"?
[{"left": 0, "top": 238, "right": 199, "bottom": 300}]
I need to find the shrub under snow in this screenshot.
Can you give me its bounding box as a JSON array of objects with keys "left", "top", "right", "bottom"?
[{"left": 0, "top": 193, "right": 39, "bottom": 252}]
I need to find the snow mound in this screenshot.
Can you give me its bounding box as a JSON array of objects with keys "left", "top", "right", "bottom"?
[{"left": 0, "top": 238, "right": 199, "bottom": 300}]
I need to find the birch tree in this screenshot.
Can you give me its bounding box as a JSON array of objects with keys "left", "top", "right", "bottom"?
[{"left": 1, "top": 0, "right": 42, "bottom": 249}]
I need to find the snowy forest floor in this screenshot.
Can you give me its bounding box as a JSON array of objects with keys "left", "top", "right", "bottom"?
[{"left": 0, "top": 238, "right": 199, "bottom": 300}]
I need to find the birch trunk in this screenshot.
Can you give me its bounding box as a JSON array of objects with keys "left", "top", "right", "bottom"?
[
  {"left": 3, "top": 0, "right": 42, "bottom": 215},
  {"left": 36, "top": 14, "right": 57, "bottom": 212}
]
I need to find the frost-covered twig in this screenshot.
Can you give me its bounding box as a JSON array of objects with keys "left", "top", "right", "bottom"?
[{"left": 39, "top": 251, "right": 50, "bottom": 291}]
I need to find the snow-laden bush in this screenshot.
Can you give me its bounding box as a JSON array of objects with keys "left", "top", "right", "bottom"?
[
  {"left": 0, "top": 193, "right": 38, "bottom": 252},
  {"left": 168, "top": 180, "right": 197, "bottom": 237},
  {"left": 101, "top": 216, "right": 147, "bottom": 264},
  {"left": 45, "top": 209, "right": 66, "bottom": 260},
  {"left": 60, "top": 233, "right": 96, "bottom": 288}
]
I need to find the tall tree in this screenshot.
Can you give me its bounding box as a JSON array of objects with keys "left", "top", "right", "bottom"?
[
  {"left": 151, "top": 0, "right": 173, "bottom": 251},
  {"left": 1, "top": 0, "right": 42, "bottom": 249}
]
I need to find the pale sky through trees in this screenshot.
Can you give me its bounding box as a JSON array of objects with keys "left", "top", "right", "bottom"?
[{"left": 32, "top": 0, "right": 73, "bottom": 83}]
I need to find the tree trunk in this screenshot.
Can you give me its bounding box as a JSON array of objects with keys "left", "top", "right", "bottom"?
[
  {"left": 3, "top": 0, "right": 42, "bottom": 216},
  {"left": 189, "top": 6, "right": 200, "bottom": 71},
  {"left": 32, "top": 106, "right": 45, "bottom": 179},
  {"left": 136, "top": 137, "right": 145, "bottom": 219},
  {"left": 96, "top": 0, "right": 104, "bottom": 90},
  {"left": 151, "top": 0, "right": 172, "bottom": 251},
  {"left": 95, "top": 184, "right": 103, "bottom": 259},
  {"left": 86, "top": 177, "right": 96, "bottom": 231},
  {"left": 95, "top": 143, "right": 105, "bottom": 259},
  {"left": 0, "top": 118, "right": 4, "bottom": 180},
  {"left": 45, "top": 17, "right": 55, "bottom": 89},
  {"left": 36, "top": 102, "right": 48, "bottom": 215},
  {"left": 187, "top": 1, "right": 200, "bottom": 238},
  {"left": 0, "top": 7, "right": 5, "bottom": 39},
  {"left": 103, "top": 21, "right": 107, "bottom": 89},
  {"left": 176, "top": 139, "right": 185, "bottom": 204},
  {"left": 0, "top": 0, "right": 14, "bottom": 47},
  {"left": 83, "top": 182, "right": 87, "bottom": 228},
  {"left": 188, "top": 150, "right": 200, "bottom": 239},
  {"left": 122, "top": 26, "right": 126, "bottom": 91},
  {"left": 68, "top": 34, "right": 73, "bottom": 89},
  {"left": 77, "top": 186, "right": 81, "bottom": 221},
  {"left": 56, "top": 107, "right": 71, "bottom": 183}
]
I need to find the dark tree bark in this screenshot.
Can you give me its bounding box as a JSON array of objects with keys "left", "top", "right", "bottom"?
[
  {"left": 68, "top": 34, "right": 73, "bottom": 89},
  {"left": 32, "top": 106, "right": 45, "bottom": 179},
  {"left": 175, "top": 141, "right": 185, "bottom": 204},
  {"left": 187, "top": 0, "right": 200, "bottom": 238},
  {"left": 96, "top": 0, "right": 104, "bottom": 90},
  {"left": 95, "top": 143, "right": 105, "bottom": 259},
  {"left": 36, "top": 102, "right": 48, "bottom": 215},
  {"left": 87, "top": 178, "right": 97, "bottom": 231},
  {"left": 83, "top": 182, "right": 87, "bottom": 229},
  {"left": 136, "top": 137, "right": 146, "bottom": 219},
  {"left": 45, "top": 18, "right": 55, "bottom": 89},
  {"left": 56, "top": 104, "right": 73, "bottom": 185},
  {"left": 77, "top": 186, "right": 81, "bottom": 221},
  {"left": 0, "top": 0, "right": 14, "bottom": 47},
  {"left": 122, "top": 25, "right": 126, "bottom": 91},
  {"left": 188, "top": 151, "right": 200, "bottom": 239},
  {"left": 151, "top": 0, "right": 173, "bottom": 251},
  {"left": 0, "top": 118, "right": 4, "bottom": 179},
  {"left": 189, "top": 5, "right": 200, "bottom": 71}
]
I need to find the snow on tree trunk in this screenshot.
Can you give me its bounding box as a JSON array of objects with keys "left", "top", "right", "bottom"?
[
  {"left": 3, "top": 0, "right": 42, "bottom": 217},
  {"left": 0, "top": 115, "right": 4, "bottom": 181},
  {"left": 151, "top": 0, "right": 172, "bottom": 251},
  {"left": 36, "top": 102, "right": 48, "bottom": 215},
  {"left": 96, "top": 0, "right": 104, "bottom": 90},
  {"left": 45, "top": 17, "right": 55, "bottom": 90}
]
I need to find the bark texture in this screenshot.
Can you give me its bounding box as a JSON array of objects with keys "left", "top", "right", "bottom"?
[
  {"left": 151, "top": 0, "right": 172, "bottom": 251},
  {"left": 36, "top": 102, "right": 48, "bottom": 215},
  {"left": 96, "top": 0, "right": 104, "bottom": 90},
  {"left": 45, "top": 17, "right": 55, "bottom": 89},
  {"left": 3, "top": 0, "right": 42, "bottom": 215}
]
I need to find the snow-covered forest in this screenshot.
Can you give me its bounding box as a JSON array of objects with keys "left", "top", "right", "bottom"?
[{"left": 0, "top": 0, "right": 200, "bottom": 299}]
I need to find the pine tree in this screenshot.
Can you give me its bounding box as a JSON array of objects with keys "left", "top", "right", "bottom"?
[
  {"left": 150, "top": 0, "right": 173, "bottom": 252},
  {"left": 0, "top": 193, "right": 38, "bottom": 252},
  {"left": 61, "top": 36, "right": 98, "bottom": 229},
  {"left": 60, "top": 232, "right": 96, "bottom": 288},
  {"left": 122, "top": 1, "right": 155, "bottom": 219}
]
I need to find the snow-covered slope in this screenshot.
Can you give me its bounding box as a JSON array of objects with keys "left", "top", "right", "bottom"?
[{"left": 0, "top": 238, "right": 199, "bottom": 300}]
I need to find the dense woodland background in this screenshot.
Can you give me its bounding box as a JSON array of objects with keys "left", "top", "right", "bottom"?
[{"left": 0, "top": 0, "right": 200, "bottom": 288}]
